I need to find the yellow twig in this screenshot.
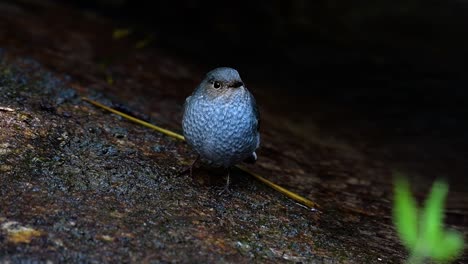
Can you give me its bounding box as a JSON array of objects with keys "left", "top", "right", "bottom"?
[
  {"left": 236, "top": 165, "right": 320, "bottom": 209},
  {"left": 82, "top": 97, "right": 184, "bottom": 141},
  {"left": 82, "top": 97, "right": 320, "bottom": 210}
]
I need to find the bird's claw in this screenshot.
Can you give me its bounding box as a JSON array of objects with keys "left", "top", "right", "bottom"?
[{"left": 217, "top": 186, "right": 232, "bottom": 196}]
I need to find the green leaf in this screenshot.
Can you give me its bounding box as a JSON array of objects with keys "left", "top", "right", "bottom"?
[
  {"left": 393, "top": 175, "right": 419, "bottom": 249},
  {"left": 431, "top": 230, "right": 464, "bottom": 261},
  {"left": 393, "top": 176, "right": 465, "bottom": 263},
  {"left": 420, "top": 180, "right": 448, "bottom": 250}
]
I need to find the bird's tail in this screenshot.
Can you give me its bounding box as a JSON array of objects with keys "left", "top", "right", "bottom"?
[{"left": 243, "top": 152, "right": 257, "bottom": 164}]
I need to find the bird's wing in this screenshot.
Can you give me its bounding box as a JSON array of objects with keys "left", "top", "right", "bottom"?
[
  {"left": 249, "top": 91, "right": 260, "bottom": 131},
  {"left": 184, "top": 95, "right": 192, "bottom": 110}
]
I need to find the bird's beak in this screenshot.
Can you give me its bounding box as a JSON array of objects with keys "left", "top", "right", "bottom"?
[{"left": 231, "top": 81, "right": 244, "bottom": 88}]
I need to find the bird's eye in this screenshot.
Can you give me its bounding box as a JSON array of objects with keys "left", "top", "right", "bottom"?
[{"left": 213, "top": 81, "right": 221, "bottom": 89}]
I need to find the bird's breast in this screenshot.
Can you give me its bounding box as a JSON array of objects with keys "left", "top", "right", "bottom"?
[{"left": 183, "top": 93, "right": 258, "bottom": 167}]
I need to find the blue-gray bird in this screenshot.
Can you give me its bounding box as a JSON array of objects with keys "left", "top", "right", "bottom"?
[{"left": 182, "top": 67, "right": 260, "bottom": 192}]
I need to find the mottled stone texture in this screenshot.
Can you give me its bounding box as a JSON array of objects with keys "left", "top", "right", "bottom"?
[{"left": 0, "top": 1, "right": 466, "bottom": 263}]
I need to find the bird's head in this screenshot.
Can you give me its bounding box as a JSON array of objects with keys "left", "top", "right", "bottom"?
[{"left": 200, "top": 67, "right": 245, "bottom": 97}]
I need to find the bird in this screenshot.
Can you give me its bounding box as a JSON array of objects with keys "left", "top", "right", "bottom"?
[{"left": 182, "top": 67, "right": 260, "bottom": 193}]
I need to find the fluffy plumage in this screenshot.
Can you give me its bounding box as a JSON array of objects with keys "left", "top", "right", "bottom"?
[{"left": 182, "top": 67, "right": 260, "bottom": 168}]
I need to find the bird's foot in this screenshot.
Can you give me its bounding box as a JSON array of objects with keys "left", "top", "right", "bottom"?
[
  {"left": 218, "top": 170, "right": 231, "bottom": 195},
  {"left": 178, "top": 155, "right": 199, "bottom": 177},
  {"left": 217, "top": 185, "right": 232, "bottom": 196}
]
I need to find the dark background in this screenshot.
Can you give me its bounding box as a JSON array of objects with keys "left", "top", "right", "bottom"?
[
  {"left": 63, "top": 0, "right": 468, "bottom": 183},
  {"left": 68, "top": 0, "right": 468, "bottom": 93},
  {"left": 2, "top": 0, "right": 466, "bottom": 184}
]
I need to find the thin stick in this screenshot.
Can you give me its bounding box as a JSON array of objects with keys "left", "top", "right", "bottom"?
[
  {"left": 82, "top": 97, "right": 320, "bottom": 209},
  {"left": 0, "top": 106, "right": 15, "bottom": 112},
  {"left": 237, "top": 165, "right": 320, "bottom": 209},
  {"left": 82, "top": 97, "right": 184, "bottom": 141}
]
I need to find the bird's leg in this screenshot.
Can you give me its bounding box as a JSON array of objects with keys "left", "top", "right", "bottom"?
[
  {"left": 189, "top": 154, "right": 200, "bottom": 177},
  {"left": 218, "top": 167, "right": 231, "bottom": 195},
  {"left": 178, "top": 154, "right": 199, "bottom": 177}
]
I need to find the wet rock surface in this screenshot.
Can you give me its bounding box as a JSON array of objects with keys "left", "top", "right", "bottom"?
[{"left": 0, "top": 1, "right": 467, "bottom": 263}]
